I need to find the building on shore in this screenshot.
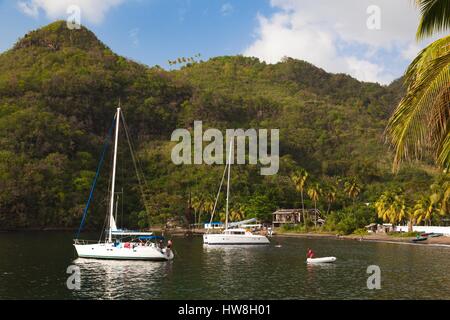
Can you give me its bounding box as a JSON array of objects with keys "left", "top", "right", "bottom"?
[
  {"left": 272, "top": 208, "right": 324, "bottom": 227},
  {"left": 365, "top": 223, "right": 393, "bottom": 234}
]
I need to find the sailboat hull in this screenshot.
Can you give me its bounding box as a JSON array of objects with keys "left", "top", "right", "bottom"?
[
  {"left": 203, "top": 233, "right": 270, "bottom": 245},
  {"left": 74, "top": 243, "right": 174, "bottom": 261}
]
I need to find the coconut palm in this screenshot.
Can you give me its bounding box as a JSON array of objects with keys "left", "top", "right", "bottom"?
[
  {"left": 218, "top": 210, "right": 226, "bottom": 223},
  {"left": 429, "top": 178, "right": 450, "bottom": 215},
  {"left": 375, "top": 191, "right": 393, "bottom": 222},
  {"left": 307, "top": 183, "right": 322, "bottom": 227},
  {"left": 440, "top": 179, "right": 450, "bottom": 214},
  {"left": 344, "top": 178, "right": 362, "bottom": 203},
  {"left": 324, "top": 185, "right": 337, "bottom": 215},
  {"left": 201, "top": 196, "right": 215, "bottom": 225},
  {"left": 386, "top": 0, "right": 450, "bottom": 171},
  {"left": 191, "top": 195, "right": 204, "bottom": 228},
  {"left": 413, "top": 196, "right": 436, "bottom": 225},
  {"left": 375, "top": 190, "right": 412, "bottom": 230},
  {"left": 230, "top": 206, "right": 244, "bottom": 222},
  {"left": 415, "top": 0, "right": 450, "bottom": 40},
  {"left": 291, "top": 169, "right": 309, "bottom": 224}
]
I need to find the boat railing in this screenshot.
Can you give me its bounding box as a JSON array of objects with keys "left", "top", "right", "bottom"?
[{"left": 73, "top": 239, "right": 102, "bottom": 245}]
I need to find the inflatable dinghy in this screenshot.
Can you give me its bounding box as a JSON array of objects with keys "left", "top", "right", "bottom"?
[{"left": 307, "top": 257, "right": 336, "bottom": 264}]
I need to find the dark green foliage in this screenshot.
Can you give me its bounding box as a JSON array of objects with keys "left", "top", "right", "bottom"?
[
  {"left": 324, "top": 204, "right": 376, "bottom": 235},
  {"left": 0, "top": 22, "right": 437, "bottom": 230},
  {"left": 241, "top": 194, "right": 277, "bottom": 223}
]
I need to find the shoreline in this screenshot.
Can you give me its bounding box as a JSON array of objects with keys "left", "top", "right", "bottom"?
[
  {"left": 2, "top": 228, "right": 450, "bottom": 248},
  {"left": 0, "top": 227, "right": 204, "bottom": 235},
  {"left": 274, "top": 231, "right": 450, "bottom": 247}
]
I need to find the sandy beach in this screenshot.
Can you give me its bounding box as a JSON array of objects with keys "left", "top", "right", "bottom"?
[
  {"left": 153, "top": 227, "right": 450, "bottom": 247},
  {"left": 274, "top": 231, "right": 450, "bottom": 247}
]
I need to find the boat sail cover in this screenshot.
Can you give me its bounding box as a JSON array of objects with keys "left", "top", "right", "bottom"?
[
  {"left": 227, "top": 218, "right": 257, "bottom": 228},
  {"left": 109, "top": 210, "right": 153, "bottom": 236},
  {"left": 111, "top": 230, "right": 154, "bottom": 236}
]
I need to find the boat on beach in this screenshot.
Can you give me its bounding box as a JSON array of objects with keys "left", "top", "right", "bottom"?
[
  {"left": 421, "top": 232, "right": 443, "bottom": 238},
  {"left": 412, "top": 236, "right": 428, "bottom": 243},
  {"left": 73, "top": 107, "right": 174, "bottom": 261}
]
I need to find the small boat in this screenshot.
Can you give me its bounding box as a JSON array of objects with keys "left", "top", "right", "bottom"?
[
  {"left": 412, "top": 236, "right": 428, "bottom": 242},
  {"left": 306, "top": 257, "right": 336, "bottom": 264},
  {"left": 429, "top": 233, "right": 444, "bottom": 238}
]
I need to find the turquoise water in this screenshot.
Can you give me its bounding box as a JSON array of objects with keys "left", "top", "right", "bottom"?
[{"left": 1, "top": 232, "right": 450, "bottom": 299}]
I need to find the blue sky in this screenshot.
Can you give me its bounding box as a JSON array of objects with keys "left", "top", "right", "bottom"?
[
  {"left": 0, "top": 0, "right": 437, "bottom": 84},
  {"left": 0, "top": 0, "right": 273, "bottom": 67}
]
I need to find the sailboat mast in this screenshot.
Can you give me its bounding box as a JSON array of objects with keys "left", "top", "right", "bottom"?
[
  {"left": 225, "top": 140, "right": 233, "bottom": 230},
  {"left": 108, "top": 107, "right": 120, "bottom": 243}
]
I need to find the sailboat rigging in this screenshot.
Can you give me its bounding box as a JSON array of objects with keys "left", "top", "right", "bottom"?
[
  {"left": 203, "top": 140, "right": 270, "bottom": 245},
  {"left": 73, "top": 107, "right": 174, "bottom": 261}
]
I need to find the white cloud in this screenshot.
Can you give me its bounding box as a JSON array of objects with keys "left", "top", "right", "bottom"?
[
  {"left": 344, "top": 56, "right": 393, "bottom": 84},
  {"left": 129, "top": 27, "right": 139, "bottom": 47},
  {"left": 18, "top": 1, "right": 39, "bottom": 17},
  {"left": 244, "top": 0, "right": 434, "bottom": 84},
  {"left": 401, "top": 42, "right": 422, "bottom": 61},
  {"left": 17, "top": 0, "right": 125, "bottom": 24},
  {"left": 221, "top": 3, "right": 233, "bottom": 16}
]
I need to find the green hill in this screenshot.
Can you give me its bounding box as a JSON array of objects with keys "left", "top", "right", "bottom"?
[{"left": 0, "top": 21, "right": 438, "bottom": 231}]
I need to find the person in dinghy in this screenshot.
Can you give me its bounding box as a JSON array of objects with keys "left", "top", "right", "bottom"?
[{"left": 306, "top": 248, "right": 336, "bottom": 264}]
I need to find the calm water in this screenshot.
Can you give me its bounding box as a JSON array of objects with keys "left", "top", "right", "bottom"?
[{"left": 1, "top": 232, "right": 450, "bottom": 299}]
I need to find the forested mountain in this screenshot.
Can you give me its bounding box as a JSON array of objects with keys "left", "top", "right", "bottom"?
[{"left": 0, "top": 21, "right": 438, "bottom": 231}]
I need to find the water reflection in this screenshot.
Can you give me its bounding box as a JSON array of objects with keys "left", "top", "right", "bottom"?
[
  {"left": 72, "top": 258, "right": 172, "bottom": 299},
  {"left": 306, "top": 262, "right": 336, "bottom": 270},
  {"left": 2, "top": 232, "right": 450, "bottom": 299}
]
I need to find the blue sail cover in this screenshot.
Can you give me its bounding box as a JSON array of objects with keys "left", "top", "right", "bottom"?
[{"left": 138, "top": 235, "right": 164, "bottom": 240}]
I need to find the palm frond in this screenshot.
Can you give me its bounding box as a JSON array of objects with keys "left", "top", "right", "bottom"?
[
  {"left": 386, "top": 35, "right": 450, "bottom": 171},
  {"left": 414, "top": 0, "right": 450, "bottom": 40}
]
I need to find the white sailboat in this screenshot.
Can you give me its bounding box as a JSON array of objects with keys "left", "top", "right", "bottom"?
[
  {"left": 203, "top": 141, "right": 270, "bottom": 245},
  {"left": 74, "top": 107, "right": 174, "bottom": 261}
]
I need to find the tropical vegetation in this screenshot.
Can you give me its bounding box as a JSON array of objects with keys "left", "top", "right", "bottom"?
[
  {"left": 0, "top": 19, "right": 448, "bottom": 235},
  {"left": 387, "top": 0, "right": 450, "bottom": 171}
]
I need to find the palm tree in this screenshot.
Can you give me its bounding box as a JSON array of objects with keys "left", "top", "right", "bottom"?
[
  {"left": 415, "top": 0, "right": 450, "bottom": 40},
  {"left": 344, "top": 178, "right": 362, "bottom": 203},
  {"left": 307, "top": 183, "right": 322, "bottom": 227},
  {"left": 414, "top": 180, "right": 450, "bottom": 226},
  {"left": 218, "top": 210, "right": 226, "bottom": 223},
  {"left": 413, "top": 196, "right": 435, "bottom": 226},
  {"left": 291, "top": 169, "right": 309, "bottom": 224},
  {"left": 230, "top": 206, "right": 244, "bottom": 222},
  {"left": 439, "top": 179, "right": 450, "bottom": 214},
  {"left": 430, "top": 178, "right": 450, "bottom": 215},
  {"left": 191, "top": 195, "right": 203, "bottom": 229},
  {"left": 324, "top": 185, "right": 337, "bottom": 215},
  {"left": 375, "top": 191, "right": 393, "bottom": 223},
  {"left": 375, "top": 190, "right": 412, "bottom": 230},
  {"left": 201, "top": 196, "right": 215, "bottom": 225},
  {"left": 386, "top": 1, "right": 450, "bottom": 171}
]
